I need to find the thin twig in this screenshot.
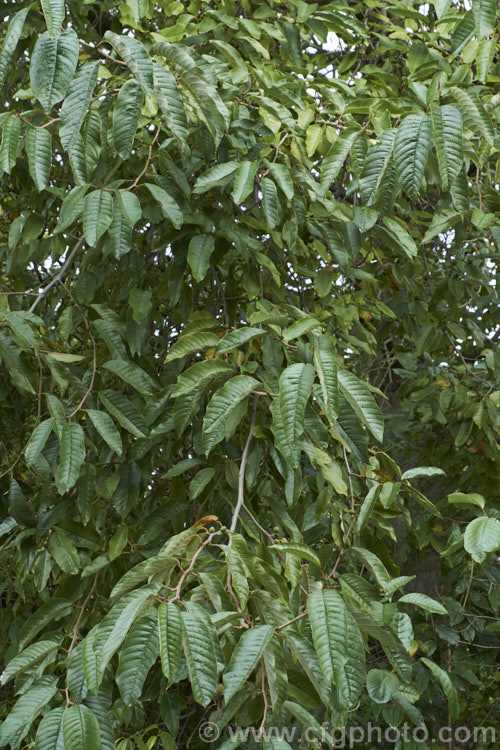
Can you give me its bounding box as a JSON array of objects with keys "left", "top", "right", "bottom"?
[
  {"left": 66, "top": 573, "right": 99, "bottom": 657},
  {"left": 29, "top": 237, "right": 84, "bottom": 312},
  {"left": 229, "top": 395, "right": 259, "bottom": 534},
  {"left": 242, "top": 503, "right": 275, "bottom": 543}
]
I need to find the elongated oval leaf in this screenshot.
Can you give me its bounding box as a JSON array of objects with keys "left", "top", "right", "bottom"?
[
  {"left": 182, "top": 610, "right": 219, "bottom": 706},
  {"left": 35, "top": 706, "right": 65, "bottom": 750},
  {"left": 193, "top": 162, "right": 239, "bottom": 194},
  {"left": 41, "top": 0, "right": 65, "bottom": 38},
  {"left": 83, "top": 190, "right": 114, "bottom": 246},
  {"left": 359, "top": 129, "right": 396, "bottom": 205},
  {"left": 104, "top": 31, "right": 153, "bottom": 95},
  {"left": 25, "top": 127, "right": 52, "bottom": 191},
  {"left": 165, "top": 331, "right": 221, "bottom": 362},
  {"left": 431, "top": 104, "right": 463, "bottom": 191},
  {"left": 278, "top": 363, "right": 315, "bottom": 468},
  {"left": 0, "top": 676, "right": 58, "bottom": 747},
  {"left": 223, "top": 625, "right": 274, "bottom": 704},
  {"left": 112, "top": 78, "right": 143, "bottom": 160},
  {"left": 153, "top": 63, "right": 188, "bottom": 144},
  {"left": 25, "top": 418, "right": 54, "bottom": 467},
  {"left": 173, "top": 359, "right": 233, "bottom": 397},
  {"left": 1, "top": 639, "right": 59, "bottom": 684},
  {"left": 187, "top": 234, "right": 215, "bottom": 282},
  {"left": 313, "top": 334, "right": 338, "bottom": 424},
  {"left": 398, "top": 592, "right": 448, "bottom": 615},
  {"left": 270, "top": 542, "right": 321, "bottom": 567},
  {"left": 0, "top": 115, "right": 21, "bottom": 174},
  {"left": 450, "top": 86, "right": 495, "bottom": 144},
  {"left": 268, "top": 163, "right": 294, "bottom": 200},
  {"left": 30, "top": 29, "right": 79, "bottom": 113},
  {"left": 0, "top": 8, "right": 29, "bottom": 87},
  {"left": 464, "top": 516, "right": 500, "bottom": 562},
  {"left": 394, "top": 114, "right": 432, "bottom": 200},
  {"left": 102, "top": 359, "right": 154, "bottom": 396},
  {"left": 58, "top": 420, "right": 85, "bottom": 492},
  {"left": 203, "top": 375, "right": 258, "bottom": 435},
  {"left": 62, "top": 705, "right": 101, "bottom": 750},
  {"left": 308, "top": 590, "right": 365, "bottom": 708},
  {"left": 145, "top": 183, "right": 183, "bottom": 229},
  {"left": 338, "top": 369, "right": 384, "bottom": 442},
  {"left": 216, "top": 327, "right": 264, "bottom": 354},
  {"left": 420, "top": 658, "right": 459, "bottom": 719},
  {"left": 232, "top": 161, "right": 258, "bottom": 204},
  {"left": 87, "top": 409, "right": 122, "bottom": 455},
  {"left": 60, "top": 62, "right": 100, "bottom": 151},
  {"left": 116, "top": 615, "right": 159, "bottom": 705},
  {"left": 98, "top": 389, "right": 147, "bottom": 438},
  {"left": 473, "top": 0, "right": 496, "bottom": 38},
  {"left": 158, "top": 601, "right": 182, "bottom": 679},
  {"left": 320, "top": 127, "right": 361, "bottom": 193},
  {"left": 261, "top": 176, "right": 279, "bottom": 229}
]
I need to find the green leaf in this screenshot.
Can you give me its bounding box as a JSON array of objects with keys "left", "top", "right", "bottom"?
[
  {"left": 55, "top": 184, "right": 89, "bottom": 234},
  {"left": 350, "top": 547, "right": 391, "bottom": 588},
  {"left": 308, "top": 590, "right": 365, "bottom": 708},
  {"left": 270, "top": 542, "right": 321, "bottom": 567},
  {"left": 102, "top": 359, "right": 154, "bottom": 396},
  {"left": 87, "top": 409, "right": 122, "bottom": 455},
  {"left": 116, "top": 615, "right": 159, "bottom": 705},
  {"left": 98, "top": 390, "right": 147, "bottom": 438},
  {"left": 25, "top": 127, "right": 52, "bottom": 191},
  {"left": 431, "top": 104, "right": 463, "bottom": 191},
  {"left": 338, "top": 369, "right": 384, "bottom": 442},
  {"left": 30, "top": 29, "right": 79, "bottom": 113},
  {"left": 172, "top": 359, "right": 232, "bottom": 397},
  {"left": 0, "top": 115, "right": 21, "bottom": 173},
  {"left": 117, "top": 190, "right": 142, "bottom": 227},
  {"left": 62, "top": 705, "right": 101, "bottom": 750},
  {"left": 366, "top": 669, "right": 399, "bottom": 703},
  {"left": 193, "top": 162, "right": 239, "bottom": 193},
  {"left": 187, "top": 234, "right": 215, "bottom": 282},
  {"left": 420, "top": 658, "right": 459, "bottom": 719},
  {"left": 232, "top": 161, "right": 258, "bottom": 204},
  {"left": 19, "top": 598, "right": 72, "bottom": 650},
  {"left": 25, "top": 418, "right": 54, "bottom": 467},
  {"left": 93, "top": 585, "right": 158, "bottom": 680},
  {"left": 261, "top": 177, "right": 279, "bottom": 229},
  {"left": 278, "top": 363, "right": 315, "bottom": 468},
  {"left": 464, "top": 517, "right": 500, "bottom": 562},
  {"left": 83, "top": 190, "right": 114, "bottom": 246},
  {"left": 394, "top": 114, "right": 431, "bottom": 200},
  {"left": 182, "top": 609, "right": 219, "bottom": 706},
  {"left": 313, "top": 334, "right": 338, "bottom": 424},
  {"left": 104, "top": 31, "right": 153, "bottom": 95},
  {"left": 268, "top": 163, "right": 294, "bottom": 200},
  {"left": 48, "top": 527, "right": 80, "bottom": 573},
  {"left": 450, "top": 86, "right": 495, "bottom": 144},
  {"left": 112, "top": 78, "right": 143, "bottom": 160},
  {"left": 153, "top": 63, "right": 188, "bottom": 144},
  {"left": 283, "top": 316, "right": 321, "bottom": 342},
  {"left": 158, "top": 601, "right": 183, "bottom": 679},
  {"left": 398, "top": 592, "right": 448, "bottom": 615},
  {"left": 58, "top": 420, "right": 86, "bottom": 492},
  {"left": 165, "top": 331, "right": 221, "bottom": 362},
  {"left": 447, "top": 491, "right": 485, "bottom": 509},
  {"left": 1, "top": 640, "right": 59, "bottom": 685},
  {"left": 35, "top": 707, "right": 65, "bottom": 750},
  {"left": 108, "top": 207, "right": 133, "bottom": 259},
  {"left": 203, "top": 375, "right": 258, "bottom": 434},
  {"left": 145, "top": 183, "right": 183, "bottom": 229},
  {"left": 60, "top": 62, "right": 100, "bottom": 150},
  {"left": 0, "top": 8, "right": 29, "bottom": 88},
  {"left": 223, "top": 625, "right": 274, "bottom": 704},
  {"left": 216, "top": 327, "right": 265, "bottom": 354},
  {"left": 402, "top": 466, "right": 446, "bottom": 480},
  {"left": 0, "top": 676, "right": 58, "bottom": 747},
  {"left": 41, "top": 0, "right": 65, "bottom": 38},
  {"left": 359, "top": 129, "right": 396, "bottom": 205},
  {"left": 320, "top": 127, "right": 361, "bottom": 193},
  {"left": 473, "top": 0, "right": 496, "bottom": 38}
]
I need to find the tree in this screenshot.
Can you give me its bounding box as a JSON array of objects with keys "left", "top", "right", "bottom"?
[{"left": 0, "top": 0, "right": 499, "bottom": 747}]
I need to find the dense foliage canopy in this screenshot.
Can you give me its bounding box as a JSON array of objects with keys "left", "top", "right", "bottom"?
[{"left": 0, "top": 0, "right": 499, "bottom": 748}]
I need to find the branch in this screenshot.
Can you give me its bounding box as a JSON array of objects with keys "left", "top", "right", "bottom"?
[
  {"left": 230, "top": 395, "right": 259, "bottom": 534},
  {"left": 29, "top": 237, "right": 84, "bottom": 312}
]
